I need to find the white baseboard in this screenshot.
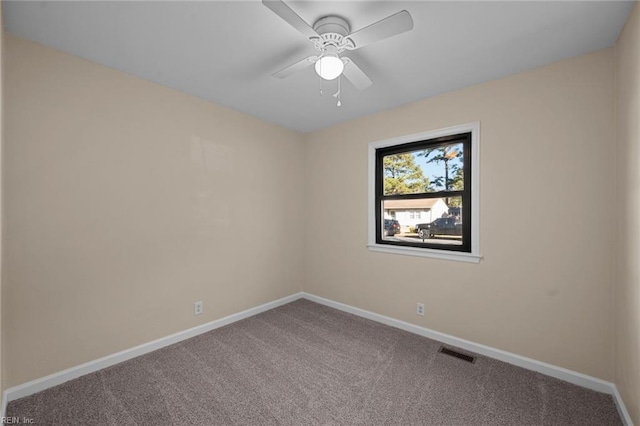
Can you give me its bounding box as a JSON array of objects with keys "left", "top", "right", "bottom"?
[
  {"left": 302, "top": 292, "right": 634, "bottom": 426},
  {"left": 612, "top": 384, "right": 635, "bottom": 426},
  {"left": 2, "top": 291, "right": 304, "bottom": 415},
  {"left": 2, "top": 291, "right": 633, "bottom": 425}
]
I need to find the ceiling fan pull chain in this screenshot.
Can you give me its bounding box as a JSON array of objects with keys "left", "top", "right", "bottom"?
[
  {"left": 334, "top": 77, "right": 342, "bottom": 107},
  {"left": 319, "top": 60, "right": 323, "bottom": 96}
]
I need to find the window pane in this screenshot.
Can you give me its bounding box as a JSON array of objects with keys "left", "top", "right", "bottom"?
[
  {"left": 382, "top": 197, "right": 463, "bottom": 247},
  {"left": 382, "top": 142, "right": 464, "bottom": 196},
  {"left": 382, "top": 151, "right": 430, "bottom": 195}
]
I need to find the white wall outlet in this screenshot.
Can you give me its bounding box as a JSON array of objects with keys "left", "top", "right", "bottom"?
[
  {"left": 194, "top": 301, "right": 203, "bottom": 316},
  {"left": 416, "top": 303, "right": 425, "bottom": 316}
]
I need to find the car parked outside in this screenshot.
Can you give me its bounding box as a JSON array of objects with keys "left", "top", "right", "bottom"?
[
  {"left": 383, "top": 219, "right": 401, "bottom": 236},
  {"left": 415, "top": 217, "right": 462, "bottom": 240}
]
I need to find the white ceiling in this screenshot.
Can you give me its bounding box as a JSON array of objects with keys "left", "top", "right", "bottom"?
[{"left": 2, "top": 1, "right": 635, "bottom": 133}]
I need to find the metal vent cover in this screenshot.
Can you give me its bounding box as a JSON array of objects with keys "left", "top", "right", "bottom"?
[{"left": 438, "top": 346, "right": 477, "bottom": 363}]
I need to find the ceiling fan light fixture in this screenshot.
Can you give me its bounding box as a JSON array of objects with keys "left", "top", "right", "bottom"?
[
  {"left": 314, "top": 46, "right": 344, "bottom": 80},
  {"left": 315, "top": 55, "right": 344, "bottom": 80}
]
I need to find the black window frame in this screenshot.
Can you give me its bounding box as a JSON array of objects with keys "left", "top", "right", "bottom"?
[{"left": 375, "top": 132, "right": 472, "bottom": 253}]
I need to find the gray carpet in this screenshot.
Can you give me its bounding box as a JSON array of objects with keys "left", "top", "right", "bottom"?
[{"left": 7, "top": 299, "right": 622, "bottom": 425}]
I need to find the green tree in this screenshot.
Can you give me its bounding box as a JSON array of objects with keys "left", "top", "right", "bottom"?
[
  {"left": 419, "top": 145, "right": 463, "bottom": 192},
  {"left": 383, "top": 153, "right": 430, "bottom": 195},
  {"left": 447, "top": 167, "right": 464, "bottom": 207},
  {"left": 419, "top": 145, "right": 463, "bottom": 207},
  {"left": 450, "top": 167, "right": 464, "bottom": 190}
]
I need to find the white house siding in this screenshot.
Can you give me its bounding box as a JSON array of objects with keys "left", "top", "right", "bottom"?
[{"left": 384, "top": 198, "right": 449, "bottom": 232}]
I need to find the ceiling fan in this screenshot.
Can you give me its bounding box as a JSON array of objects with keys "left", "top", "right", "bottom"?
[{"left": 263, "top": 0, "right": 414, "bottom": 94}]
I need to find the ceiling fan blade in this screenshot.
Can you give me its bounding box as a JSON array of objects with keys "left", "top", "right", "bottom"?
[
  {"left": 272, "top": 55, "right": 318, "bottom": 79},
  {"left": 341, "top": 57, "right": 373, "bottom": 90},
  {"left": 345, "top": 10, "right": 414, "bottom": 50},
  {"left": 262, "top": 0, "right": 319, "bottom": 40}
]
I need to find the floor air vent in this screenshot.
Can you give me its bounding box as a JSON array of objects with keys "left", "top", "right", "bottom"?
[{"left": 438, "top": 346, "right": 476, "bottom": 363}]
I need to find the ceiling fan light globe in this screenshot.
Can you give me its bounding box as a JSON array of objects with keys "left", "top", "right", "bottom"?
[{"left": 315, "top": 56, "right": 344, "bottom": 80}]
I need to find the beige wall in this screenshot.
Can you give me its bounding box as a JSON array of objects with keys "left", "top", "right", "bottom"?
[
  {"left": 304, "top": 49, "right": 616, "bottom": 381},
  {"left": 3, "top": 35, "right": 304, "bottom": 387},
  {"left": 615, "top": 3, "right": 640, "bottom": 424}
]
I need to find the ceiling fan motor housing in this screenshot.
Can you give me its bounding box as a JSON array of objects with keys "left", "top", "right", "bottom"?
[{"left": 312, "top": 16, "right": 354, "bottom": 50}]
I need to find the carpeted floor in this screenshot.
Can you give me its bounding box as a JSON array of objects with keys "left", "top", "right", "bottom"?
[{"left": 7, "top": 299, "right": 622, "bottom": 425}]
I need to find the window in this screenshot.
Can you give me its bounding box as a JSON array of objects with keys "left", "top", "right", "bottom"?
[{"left": 368, "top": 123, "right": 480, "bottom": 262}]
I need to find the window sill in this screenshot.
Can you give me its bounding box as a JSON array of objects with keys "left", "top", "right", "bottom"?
[{"left": 367, "top": 244, "right": 481, "bottom": 263}]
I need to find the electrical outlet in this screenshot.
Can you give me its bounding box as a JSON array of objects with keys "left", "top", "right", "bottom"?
[
  {"left": 194, "top": 301, "right": 203, "bottom": 316},
  {"left": 416, "top": 303, "right": 425, "bottom": 316}
]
